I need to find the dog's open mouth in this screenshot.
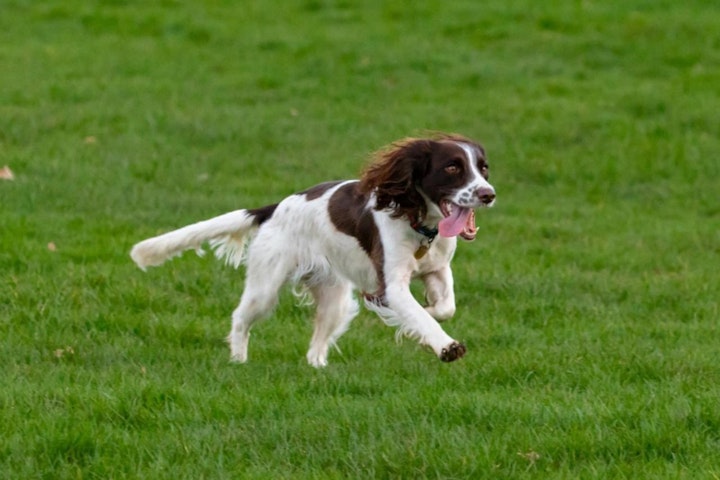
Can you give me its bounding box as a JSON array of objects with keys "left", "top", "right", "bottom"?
[{"left": 439, "top": 200, "right": 478, "bottom": 240}]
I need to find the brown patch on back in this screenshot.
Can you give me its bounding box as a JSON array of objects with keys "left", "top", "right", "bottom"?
[
  {"left": 328, "top": 181, "right": 385, "bottom": 294},
  {"left": 300, "top": 181, "right": 344, "bottom": 201},
  {"left": 248, "top": 204, "right": 278, "bottom": 225}
]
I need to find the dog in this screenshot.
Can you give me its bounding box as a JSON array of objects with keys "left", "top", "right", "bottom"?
[{"left": 130, "top": 134, "right": 495, "bottom": 367}]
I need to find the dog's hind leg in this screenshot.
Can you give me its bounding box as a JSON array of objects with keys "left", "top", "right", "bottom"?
[
  {"left": 228, "top": 256, "right": 291, "bottom": 363},
  {"left": 306, "top": 280, "right": 358, "bottom": 368}
]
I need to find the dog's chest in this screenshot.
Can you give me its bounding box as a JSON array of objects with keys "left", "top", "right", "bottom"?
[{"left": 415, "top": 236, "right": 457, "bottom": 275}]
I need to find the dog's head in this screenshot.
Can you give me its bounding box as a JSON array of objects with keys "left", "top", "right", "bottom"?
[{"left": 359, "top": 134, "right": 495, "bottom": 241}]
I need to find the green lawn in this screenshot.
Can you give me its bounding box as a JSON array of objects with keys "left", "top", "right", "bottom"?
[{"left": 2, "top": 0, "right": 719, "bottom": 478}]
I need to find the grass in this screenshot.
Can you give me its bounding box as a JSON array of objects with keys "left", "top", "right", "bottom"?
[{"left": 1, "top": 0, "right": 720, "bottom": 478}]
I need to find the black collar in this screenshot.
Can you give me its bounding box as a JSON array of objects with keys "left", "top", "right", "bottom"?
[{"left": 411, "top": 221, "right": 439, "bottom": 243}]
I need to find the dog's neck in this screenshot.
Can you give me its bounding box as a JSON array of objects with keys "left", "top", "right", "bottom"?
[
  {"left": 414, "top": 189, "right": 445, "bottom": 229},
  {"left": 409, "top": 215, "right": 439, "bottom": 242}
]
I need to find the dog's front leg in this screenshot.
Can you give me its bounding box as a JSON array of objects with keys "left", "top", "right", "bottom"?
[
  {"left": 422, "top": 265, "right": 456, "bottom": 321},
  {"left": 382, "top": 279, "right": 466, "bottom": 362}
]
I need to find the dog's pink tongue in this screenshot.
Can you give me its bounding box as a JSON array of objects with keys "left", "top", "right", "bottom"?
[{"left": 439, "top": 206, "right": 472, "bottom": 238}]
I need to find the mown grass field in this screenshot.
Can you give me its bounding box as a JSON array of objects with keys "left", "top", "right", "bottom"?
[{"left": 2, "top": 0, "right": 719, "bottom": 478}]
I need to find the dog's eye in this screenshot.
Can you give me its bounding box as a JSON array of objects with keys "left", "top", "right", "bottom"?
[{"left": 445, "top": 163, "right": 461, "bottom": 174}]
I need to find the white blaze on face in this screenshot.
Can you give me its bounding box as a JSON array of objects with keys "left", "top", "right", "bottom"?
[
  {"left": 448, "top": 143, "right": 495, "bottom": 208},
  {"left": 437, "top": 142, "right": 496, "bottom": 238}
]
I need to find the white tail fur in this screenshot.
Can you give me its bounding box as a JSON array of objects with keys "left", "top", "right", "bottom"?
[{"left": 130, "top": 209, "right": 257, "bottom": 270}]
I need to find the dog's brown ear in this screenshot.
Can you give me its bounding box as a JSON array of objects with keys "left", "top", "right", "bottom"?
[{"left": 359, "top": 138, "right": 434, "bottom": 218}]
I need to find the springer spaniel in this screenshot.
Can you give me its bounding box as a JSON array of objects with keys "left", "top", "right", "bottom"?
[{"left": 131, "top": 134, "right": 495, "bottom": 367}]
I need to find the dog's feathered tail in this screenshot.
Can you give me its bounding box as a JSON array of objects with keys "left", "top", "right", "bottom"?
[{"left": 130, "top": 207, "right": 276, "bottom": 270}]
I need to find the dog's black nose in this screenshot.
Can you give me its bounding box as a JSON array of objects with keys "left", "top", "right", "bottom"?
[{"left": 476, "top": 186, "right": 496, "bottom": 205}]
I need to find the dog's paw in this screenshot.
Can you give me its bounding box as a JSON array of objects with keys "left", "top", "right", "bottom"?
[
  {"left": 425, "top": 305, "right": 455, "bottom": 322},
  {"left": 306, "top": 349, "right": 329, "bottom": 368},
  {"left": 229, "top": 353, "right": 247, "bottom": 364},
  {"left": 440, "top": 342, "right": 466, "bottom": 362}
]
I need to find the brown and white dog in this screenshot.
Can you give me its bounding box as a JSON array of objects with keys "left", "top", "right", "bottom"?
[{"left": 130, "top": 134, "right": 495, "bottom": 367}]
